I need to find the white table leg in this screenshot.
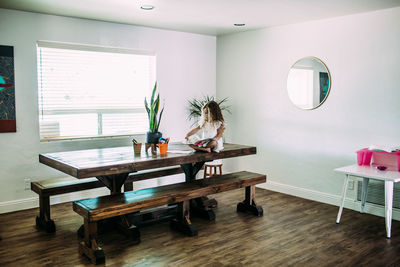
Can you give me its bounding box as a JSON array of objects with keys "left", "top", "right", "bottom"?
[
  {"left": 336, "top": 174, "right": 350, "bottom": 224},
  {"left": 385, "top": 181, "right": 394, "bottom": 238},
  {"left": 361, "top": 178, "right": 369, "bottom": 213}
]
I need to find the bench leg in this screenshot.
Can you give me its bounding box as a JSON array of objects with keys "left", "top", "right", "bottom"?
[
  {"left": 237, "top": 185, "right": 263, "bottom": 216},
  {"left": 79, "top": 219, "right": 105, "bottom": 265},
  {"left": 77, "top": 224, "right": 85, "bottom": 238},
  {"left": 35, "top": 195, "right": 55, "bottom": 233},
  {"left": 170, "top": 200, "right": 198, "bottom": 236}
]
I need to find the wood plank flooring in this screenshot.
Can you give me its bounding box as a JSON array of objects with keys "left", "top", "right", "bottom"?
[{"left": 1, "top": 188, "right": 399, "bottom": 266}]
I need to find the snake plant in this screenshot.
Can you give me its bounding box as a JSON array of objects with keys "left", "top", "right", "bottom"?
[{"left": 144, "top": 82, "right": 164, "bottom": 133}]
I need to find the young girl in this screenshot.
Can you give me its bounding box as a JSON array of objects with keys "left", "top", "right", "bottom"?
[{"left": 185, "top": 100, "right": 225, "bottom": 152}]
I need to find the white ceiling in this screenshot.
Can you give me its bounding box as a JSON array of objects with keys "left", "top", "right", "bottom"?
[{"left": 1, "top": 0, "right": 400, "bottom": 35}]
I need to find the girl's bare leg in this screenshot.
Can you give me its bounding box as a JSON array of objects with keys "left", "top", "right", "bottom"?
[
  {"left": 189, "top": 140, "right": 217, "bottom": 153},
  {"left": 189, "top": 144, "right": 211, "bottom": 152},
  {"left": 206, "top": 141, "right": 217, "bottom": 151}
]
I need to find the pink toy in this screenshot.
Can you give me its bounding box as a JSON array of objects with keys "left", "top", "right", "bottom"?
[{"left": 356, "top": 148, "right": 400, "bottom": 171}]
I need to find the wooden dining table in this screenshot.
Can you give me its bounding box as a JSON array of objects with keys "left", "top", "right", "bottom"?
[{"left": 39, "top": 142, "right": 257, "bottom": 221}]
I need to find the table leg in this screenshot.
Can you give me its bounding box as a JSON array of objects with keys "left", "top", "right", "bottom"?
[
  {"left": 78, "top": 173, "right": 136, "bottom": 240},
  {"left": 385, "top": 181, "right": 394, "bottom": 238},
  {"left": 116, "top": 215, "right": 141, "bottom": 242},
  {"left": 170, "top": 200, "right": 198, "bottom": 236},
  {"left": 336, "top": 174, "right": 349, "bottom": 224},
  {"left": 124, "top": 182, "right": 134, "bottom": 192},
  {"left": 181, "top": 162, "right": 216, "bottom": 221},
  {"left": 237, "top": 185, "right": 263, "bottom": 216},
  {"left": 361, "top": 178, "right": 369, "bottom": 213},
  {"left": 97, "top": 173, "right": 129, "bottom": 195},
  {"left": 181, "top": 162, "right": 205, "bottom": 182}
]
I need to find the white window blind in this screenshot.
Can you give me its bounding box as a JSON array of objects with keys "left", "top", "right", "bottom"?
[{"left": 37, "top": 41, "right": 155, "bottom": 141}]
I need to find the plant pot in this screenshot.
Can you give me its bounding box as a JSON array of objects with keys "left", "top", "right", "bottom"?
[
  {"left": 133, "top": 143, "right": 142, "bottom": 155},
  {"left": 157, "top": 143, "right": 168, "bottom": 155},
  {"left": 146, "top": 131, "right": 162, "bottom": 144}
]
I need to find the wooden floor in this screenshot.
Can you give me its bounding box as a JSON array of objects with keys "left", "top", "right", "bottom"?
[{"left": 1, "top": 188, "right": 400, "bottom": 266}]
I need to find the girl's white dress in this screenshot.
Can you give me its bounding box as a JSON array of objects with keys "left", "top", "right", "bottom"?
[{"left": 188, "top": 121, "right": 224, "bottom": 152}]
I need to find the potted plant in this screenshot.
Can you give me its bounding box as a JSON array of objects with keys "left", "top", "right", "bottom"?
[
  {"left": 187, "top": 95, "right": 231, "bottom": 126},
  {"left": 145, "top": 82, "right": 164, "bottom": 144}
]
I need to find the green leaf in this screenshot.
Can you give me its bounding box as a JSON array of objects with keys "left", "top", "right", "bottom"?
[
  {"left": 149, "top": 108, "right": 154, "bottom": 131},
  {"left": 150, "top": 82, "right": 157, "bottom": 106},
  {"left": 153, "top": 95, "right": 160, "bottom": 115},
  {"left": 151, "top": 108, "right": 157, "bottom": 132},
  {"left": 144, "top": 98, "right": 150, "bottom": 117},
  {"left": 186, "top": 95, "right": 231, "bottom": 122},
  {"left": 156, "top": 106, "right": 164, "bottom": 132}
]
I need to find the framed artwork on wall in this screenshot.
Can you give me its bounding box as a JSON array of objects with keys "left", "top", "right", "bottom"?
[{"left": 0, "top": 45, "right": 16, "bottom": 133}]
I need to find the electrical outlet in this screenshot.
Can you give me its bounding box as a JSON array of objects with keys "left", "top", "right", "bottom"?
[
  {"left": 24, "top": 178, "right": 31, "bottom": 190},
  {"left": 348, "top": 180, "right": 354, "bottom": 190}
]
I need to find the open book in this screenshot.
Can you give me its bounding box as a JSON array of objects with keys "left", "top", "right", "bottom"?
[{"left": 181, "top": 137, "right": 217, "bottom": 153}]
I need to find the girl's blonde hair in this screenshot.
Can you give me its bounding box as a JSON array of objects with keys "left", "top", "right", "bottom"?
[{"left": 199, "top": 101, "right": 224, "bottom": 127}]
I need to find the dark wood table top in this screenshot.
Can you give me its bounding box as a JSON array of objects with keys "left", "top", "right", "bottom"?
[{"left": 39, "top": 143, "right": 256, "bottom": 178}]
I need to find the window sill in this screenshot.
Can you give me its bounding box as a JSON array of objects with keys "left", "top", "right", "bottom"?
[{"left": 40, "top": 133, "right": 145, "bottom": 142}]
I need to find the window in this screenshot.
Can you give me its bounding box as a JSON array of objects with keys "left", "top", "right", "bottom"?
[{"left": 37, "top": 41, "right": 156, "bottom": 141}]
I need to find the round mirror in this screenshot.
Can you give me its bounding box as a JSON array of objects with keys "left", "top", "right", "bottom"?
[{"left": 287, "top": 57, "right": 331, "bottom": 110}]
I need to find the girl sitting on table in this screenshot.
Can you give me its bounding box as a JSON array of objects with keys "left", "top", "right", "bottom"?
[{"left": 185, "top": 100, "right": 225, "bottom": 153}]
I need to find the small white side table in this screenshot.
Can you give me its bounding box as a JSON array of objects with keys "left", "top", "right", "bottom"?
[{"left": 334, "top": 164, "right": 400, "bottom": 238}]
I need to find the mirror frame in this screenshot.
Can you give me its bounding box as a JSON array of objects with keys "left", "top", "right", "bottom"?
[{"left": 287, "top": 56, "right": 332, "bottom": 110}]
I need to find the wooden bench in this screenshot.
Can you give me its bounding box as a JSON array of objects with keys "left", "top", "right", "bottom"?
[
  {"left": 73, "top": 171, "right": 266, "bottom": 264},
  {"left": 31, "top": 166, "right": 185, "bottom": 233}
]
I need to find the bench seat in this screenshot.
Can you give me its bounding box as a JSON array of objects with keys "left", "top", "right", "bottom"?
[
  {"left": 31, "top": 166, "right": 185, "bottom": 232},
  {"left": 31, "top": 177, "right": 103, "bottom": 196},
  {"left": 73, "top": 171, "right": 266, "bottom": 264},
  {"left": 74, "top": 171, "right": 265, "bottom": 221}
]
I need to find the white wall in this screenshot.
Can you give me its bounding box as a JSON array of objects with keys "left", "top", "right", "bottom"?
[
  {"left": 0, "top": 9, "right": 216, "bottom": 213},
  {"left": 217, "top": 7, "right": 400, "bottom": 219}
]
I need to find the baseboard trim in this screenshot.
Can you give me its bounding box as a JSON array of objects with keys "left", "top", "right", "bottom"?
[
  {"left": 257, "top": 181, "right": 400, "bottom": 221},
  {"left": 0, "top": 188, "right": 109, "bottom": 214},
  {"left": 0, "top": 175, "right": 184, "bottom": 214},
  {"left": 0, "top": 197, "right": 38, "bottom": 214}
]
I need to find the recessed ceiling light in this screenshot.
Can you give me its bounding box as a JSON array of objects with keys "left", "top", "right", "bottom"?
[
  {"left": 141, "top": 5, "right": 154, "bottom": 10},
  {"left": 234, "top": 23, "right": 245, "bottom": 27}
]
